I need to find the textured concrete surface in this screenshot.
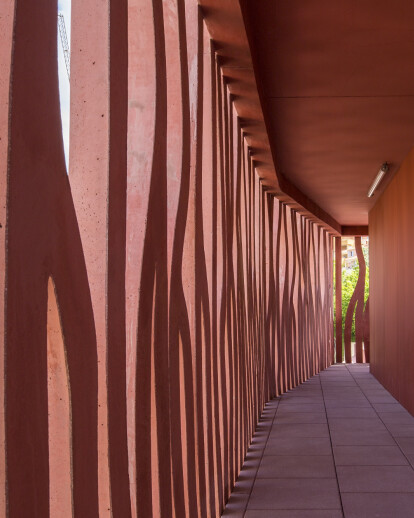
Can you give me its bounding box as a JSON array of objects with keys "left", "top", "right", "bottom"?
[
  {"left": 223, "top": 363, "right": 414, "bottom": 518},
  {"left": 370, "top": 146, "right": 414, "bottom": 421},
  {"left": 1, "top": 2, "right": 334, "bottom": 515}
]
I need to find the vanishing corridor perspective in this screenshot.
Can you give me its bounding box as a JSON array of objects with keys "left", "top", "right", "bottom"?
[{"left": 1, "top": 0, "right": 414, "bottom": 517}]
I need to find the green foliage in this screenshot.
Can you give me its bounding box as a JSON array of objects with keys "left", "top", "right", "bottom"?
[
  {"left": 342, "top": 263, "right": 369, "bottom": 339},
  {"left": 333, "top": 248, "right": 369, "bottom": 344}
]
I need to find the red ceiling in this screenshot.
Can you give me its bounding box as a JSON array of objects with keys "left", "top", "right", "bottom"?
[{"left": 243, "top": 0, "right": 414, "bottom": 225}]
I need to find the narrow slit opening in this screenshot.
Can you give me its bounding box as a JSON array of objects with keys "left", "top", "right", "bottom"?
[{"left": 57, "top": 0, "right": 71, "bottom": 171}]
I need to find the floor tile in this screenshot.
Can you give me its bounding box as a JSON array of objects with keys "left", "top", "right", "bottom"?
[
  {"left": 323, "top": 391, "right": 363, "bottom": 397},
  {"left": 279, "top": 397, "right": 324, "bottom": 405},
  {"left": 372, "top": 403, "right": 405, "bottom": 412},
  {"left": 320, "top": 376, "right": 354, "bottom": 380},
  {"left": 321, "top": 381, "right": 357, "bottom": 386},
  {"left": 357, "top": 382, "right": 382, "bottom": 388},
  {"left": 271, "top": 423, "right": 329, "bottom": 438},
  {"left": 221, "top": 491, "right": 250, "bottom": 517},
  {"left": 337, "top": 465, "right": 414, "bottom": 492},
  {"left": 251, "top": 436, "right": 269, "bottom": 447},
  {"left": 377, "top": 411, "right": 414, "bottom": 424},
  {"left": 320, "top": 377, "right": 353, "bottom": 382},
  {"left": 361, "top": 388, "right": 390, "bottom": 395},
  {"left": 385, "top": 424, "right": 414, "bottom": 437},
  {"left": 323, "top": 391, "right": 364, "bottom": 397},
  {"left": 333, "top": 445, "right": 408, "bottom": 466},
  {"left": 342, "top": 493, "right": 414, "bottom": 518},
  {"left": 277, "top": 404, "right": 326, "bottom": 413},
  {"left": 328, "top": 417, "right": 386, "bottom": 432},
  {"left": 365, "top": 395, "right": 398, "bottom": 404},
  {"left": 323, "top": 396, "right": 365, "bottom": 402},
  {"left": 232, "top": 475, "right": 257, "bottom": 494},
  {"left": 247, "top": 478, "right": 341, "bottom": 510},
  {"left": 395, "top": 437, "right": 414, "bottom": 454},
  {"left": 326, "top": 407, "right": 377, "bottom": 419},
  {"left": 330, "top": 429, "right": 394, "bottom": 446},
  {"left": 283, "top": 390, "right": 322, "bottom": 396},
  {"left": 274, "top": 413, "right": 327, "bottom": 424},
  {"left": 257, "top": 455, "right": 336, "bottom": 478},
  {"left": 265, "top": 436, "right": 332, "bottom": 456},
  {"left": 245, "top": 511, "right": 343, "bottom": 518},
  {"left": 324, "top": 400, "right": 371, "bottom": 408},
  {"left": 282, "top": 391, "right": 323, "bottom": 397}
]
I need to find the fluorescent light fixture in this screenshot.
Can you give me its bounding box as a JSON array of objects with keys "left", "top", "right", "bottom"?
[{"left": 367, "top": 162, "right": 389, "bottom": 198}]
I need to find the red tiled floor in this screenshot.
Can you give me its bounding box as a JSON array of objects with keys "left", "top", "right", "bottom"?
[
  {"left": 394, "top": 437, "right": 414, "bottom": 454},
  {"left": 337, "top": 465, "right": 414, "bottom": 492},
  {"left": 257, "top": 455, "right": 336, "bottom": 478},
  {"left": 326, "top": 407, "right": 377, "bottom": 418},
  {"left": 264, "top": 436, "right": 332, "bottom": 456},
  {"left": 333, "top": 445, "right": 408, "bottom": 466},
  {"left": 247, "top": 478, "right": 341, "bottom": 510},
  {"left": 221, "top": 364, "right": 414, "bottom": 517},
  {"left": 341, "top": 493, "right": 414, "bottom": 518},
  {"left": 273, "top": 413, "right": 327, "bottom": 424},
  {"left": 270, "top": 423, "right": 330, "bottom": 438},
  {"left": 245, "top": 511, "right": 343, "bottom": 518},
  {"left": 330, "top": 429, "right": 395, "bottom": 446}
]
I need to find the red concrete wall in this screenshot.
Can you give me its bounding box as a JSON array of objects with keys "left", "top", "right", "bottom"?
[
  {"left": 0, "top": 1, "right": 14, "bottom": 516},
  {"left": 370, "top": 147, "right": 414, "bottom": 415},
  {"left": 0, "top": 1, "right": 333, "bottom": 516}
]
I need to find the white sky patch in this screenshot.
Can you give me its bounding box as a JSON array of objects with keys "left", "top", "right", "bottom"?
[{"left": 58, "top": 0, "right": 71, "bottom": 171}]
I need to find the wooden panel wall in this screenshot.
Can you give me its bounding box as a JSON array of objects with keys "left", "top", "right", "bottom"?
[
  {"left": 370, "top": 146, "right": 414, "bottom": 416},
  {"left": 0, "top": 0, "right": 333, "bottom": 516}
]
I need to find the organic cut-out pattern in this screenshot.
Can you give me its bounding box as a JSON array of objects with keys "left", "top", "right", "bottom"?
[{"left": 0, "top": 0, "right": 333, "bottom": 516}]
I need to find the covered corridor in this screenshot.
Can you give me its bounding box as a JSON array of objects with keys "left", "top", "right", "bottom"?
[
  {"left": 224, "top": 364, "right": 414, "bottom": 517},
  {"left": 2, "top": 0, "right": 414, "bottom": 517}
]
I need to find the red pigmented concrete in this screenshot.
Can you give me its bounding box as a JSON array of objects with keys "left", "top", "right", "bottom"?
[
  {"left": 370, "top": 146, "right": 414, "bottom": 417},
  {"left": 0, "top": 1, "right": 14, "bottom": 515},
  {"left": 5, "top": 1, "right": 99, "bottom": 515},
  {"left": 1, "top": 1, "right": 334, "bottom": 517},
  {"left": 69, "top": 0, "right": 112, "bottom": 514}
]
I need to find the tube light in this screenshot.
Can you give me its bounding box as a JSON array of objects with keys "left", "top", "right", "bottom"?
[{"left": 367, "top": 162, "right": 389, "bottom": 198}]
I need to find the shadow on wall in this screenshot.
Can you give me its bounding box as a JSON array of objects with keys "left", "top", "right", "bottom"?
[{"left": 0, "top": 0, "right": 334, "bottom": 517}]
